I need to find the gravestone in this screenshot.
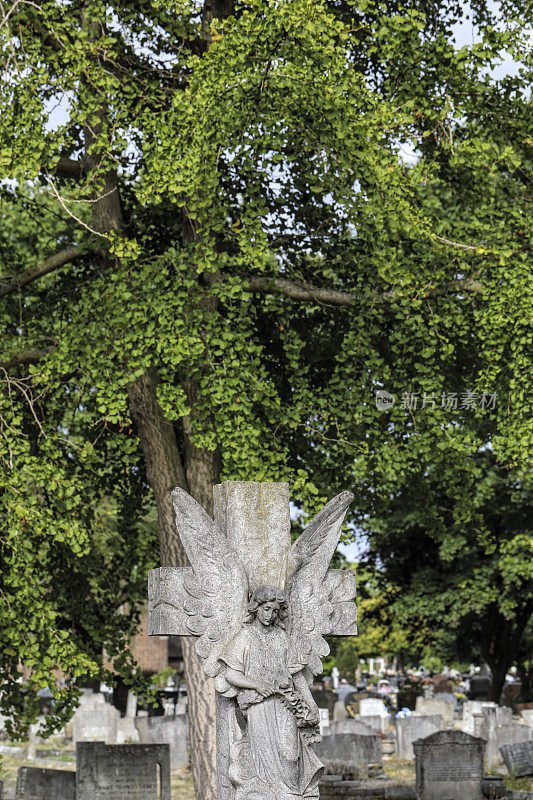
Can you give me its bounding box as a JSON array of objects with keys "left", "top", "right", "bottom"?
[
  {"left": 327, "top": 719, "right": 374, "bottom": 736},
  {"left": 355, "top": 714, "right": 385, "bottom": 734},
  {"left": 319, "top": 709, "right": 330, "bottom": 737},
  {"left": 396, "top": 715, "right": 444, "bottom": 760},
  {"left": 522, "top": 709, "right": 533, "bottom": 728},
  {"left": 413, "top": 730, "right": 485, "bottom": 800},
  {"left": 415, "top": 695, "right": 454, "bottom": 725},
  {"left": 72, "top": 693, "right": 119, "bottom": 744},
  {"left": 359, "top": 697, "right": 387, "bottom": 718},
  {"left": 134, "top": 714, "right": 188, "bottom": 770},
  {"left": 313, "top": 731, "right": 382, "bottom": 772},
  {"left": 486, "top": 722, "right": 533, "bottom": 771},
  {"left": 117, "top": 693, "right": 139, "bottom": 744},
  {"left": 15, "top": 766, "right": 76, "bottom": 800},
  {"left": 473, "top": 713, "right": 485, "bottom": 738},
  {"left": 148, "top": 481, "right": 357, "bottom": 800},
  {"left": 483, "top": 705, "right": 513, "bottom": 767},
  {"left": 468, "top": 676, "right": 491, "bottom": 700},
  {"left": 500, "top": 740, "right": 533, "bottom": 777},
  {"left": 76, "top": 742, "right": 170, "bottom": 800},
  {"left": 332, "top": 700, "right": 348, "bottom": 721},
  {"left": 462, "top": 700, "right": 496, "bottom": 735}
]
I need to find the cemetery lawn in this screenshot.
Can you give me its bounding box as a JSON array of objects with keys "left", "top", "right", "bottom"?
[
  {"left": 382, "top": 758, "right": 415, "bottom": 784},
  {"left": 172, "top": 774, "right": 196, "bottom": 799},
  {"left": 506, "top": 775, "right": 533, "bottom": 792}
]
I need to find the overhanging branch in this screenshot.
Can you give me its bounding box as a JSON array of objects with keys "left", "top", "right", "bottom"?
[
  {"left": 245, "top": 276, "right": 483, "bottom": 307},
  {"left": 0, "top": 247, "right": 88, "bottom": 299}
]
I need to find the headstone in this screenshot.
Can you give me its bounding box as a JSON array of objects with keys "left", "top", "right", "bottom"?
[
  {"left": 76, "top": 742, "right": 170, "bottom": 800},
  {"left": 486, "top": 722, "right": 533, "bottom": 771},
  {"left": 332, "top": 700, "right": 348, "bottom": 721},
  {"left": 482, "top": 705, "right": 513, "bottom": 766},
  {"left": 134, "top": 714, "right": 188, "bottom": 770},
  {"left": 116, "top": 692, "right": 140, "bottom": 743},
  {"left": 327, "top": 719, "right": 374, "bottom": 736},
  {"left": 462, "top": 700, "right": 496, "bottom": 735},
  {"left": 432, "top": 675, "right": 452, "bottom": 694},
  {"left": 148, "top": 481, "right": 357, "bottom": 800},
  {"left": 522, "top": 709, "right": 533, "bottom": 728},
  {"left": 396, "top": 715, "right": 444, "bottom": 760},
  {"left": 116, "top": 716, "right": 140, "bottom": 744},
  {"left": 15, "top": 766, "right": 76, "bottom": 800},
  {"left": 355, "top": 714, "right": 385, "bottom": 734},
  {"left": 473, "top": 714, "right": 485, "bottom": 738},
  {"left": 319, "top": 709, "right": 330, "bottom": 737},
  {"left": 468, "top": 676, "right": 491, "bottom": 700},
  {"left": 313, "top": 731, "right": 382, "bottom": 772},
  {"left": 415, "top": 695, "right": 454, "bottom": 725},
  {"left": 72, "top": 693, "right": 119, "bottom": 743},
  {"left": 500, "top": 740, "right": 533, "bottom": 777},
  {"left": 359, "top": 697, "right": 387, "bottom": 718},
  {"left": 413, "top": 730, "right": 485, "bottom": 800}
]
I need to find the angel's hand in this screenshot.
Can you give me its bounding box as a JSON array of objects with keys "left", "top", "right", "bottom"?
[
  {"left": 253, "top": 681, "right": 274, "bottom": 697},
  {"left": 307, "top": 703, "right": 320, "bottom": 725}
]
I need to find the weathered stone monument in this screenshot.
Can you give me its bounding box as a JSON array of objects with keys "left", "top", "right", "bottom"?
[
  {"left": 396, "top": 714, "right": 444, "bottom": 760},
  {"left": 415, "top": 695, "right": 455, "bottom": 725},
  {"left": 72, "top": 692, "right": 119, "bottom": 744},
  {"left": 318, "top": 708, "right": 330, "bottom": 737},
  {"left": 413, "top": 730, "right": 485, "bottom": 800},
  {"left": 76, "top": 742, "right": 170, "bottom": 800},
  {"left": 15, "top": 766, "right": 76, "bottom": 800},
  {"left": 462, "top": 700, "right": 496, "bottom": 735},
  {"left": 521, "top": 709, "right": 533, "bottom": 728},
  {"left": 134, "top": 714, "right": 188, "bottom": 770},
  {"left": 486, "top": 719, "right": 533, "bottom": 771},
  {"left": 327, "top": 719, "right": 374, "bottom": 736},
  {"left": 116, "top": 692, "right": 140, "bottom": 744},
  {"left": 314, "top": 730, "right": 382, "bottom": 775},
  {"left": 359, "top": 697, "right": 388, "bottom": 718},
  {"left": 500, "top": 739, "right": 533, "bottom": 777},
  {"left": 148, "top": 481, "right": 357, "bottom": 800}
]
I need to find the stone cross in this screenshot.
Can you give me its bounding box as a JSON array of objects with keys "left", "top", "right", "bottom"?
[{"left": 148, "top": 481, "right": 357, "bottom": 800}]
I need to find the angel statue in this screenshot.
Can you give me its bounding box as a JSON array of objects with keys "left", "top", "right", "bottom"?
[{"left": 148, "top": 481, "right": 357, "bottom": 800}]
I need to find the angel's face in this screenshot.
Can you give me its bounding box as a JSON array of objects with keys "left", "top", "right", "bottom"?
[{"left": 256, "top": 599, "right": 280, "bottom": 626}]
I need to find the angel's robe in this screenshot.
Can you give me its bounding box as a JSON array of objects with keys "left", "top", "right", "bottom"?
[{"left": 218, "top": 623, "right": 323, "bottom": 800}]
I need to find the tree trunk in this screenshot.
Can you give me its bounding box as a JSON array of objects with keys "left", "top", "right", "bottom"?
[
  {"left": 481, "top": 606, "right": 532, "bottom": 704},
  {"left": 127, "top": 370, "right": 189, "bottom": 566},
  {"left": 127, "top": 369, "right": 219, "bottom": 800}
]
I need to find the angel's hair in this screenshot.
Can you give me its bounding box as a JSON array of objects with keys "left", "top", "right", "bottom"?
[{"left": 244, "top": 585, "right": 288, "bottom": 628}]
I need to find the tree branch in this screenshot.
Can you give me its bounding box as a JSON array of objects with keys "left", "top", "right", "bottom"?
[
  {"left": 0, "top": 246, "right": 88, "bottom": 299},
  {"left": 3, "top": 347, "right": 57, "bottom": 368},
  {"left": 245, "top": 276, "right": 483, "bottom": 307},
  {"left": 54, "top": 157, "right": 84, "bottom": 180}
]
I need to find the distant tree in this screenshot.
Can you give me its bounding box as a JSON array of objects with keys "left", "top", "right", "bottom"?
[{"left": 357, "top": 453, "right": 532, "bottom": 702}]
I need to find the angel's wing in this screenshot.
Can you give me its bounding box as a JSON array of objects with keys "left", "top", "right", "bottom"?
[
  {"left": 171, "top": 487, "right": 249, "bottom": 678},
  {"left": 285, "top": 491, "right": 354, "bottom": 676}
]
